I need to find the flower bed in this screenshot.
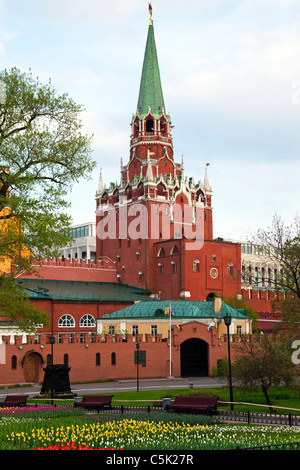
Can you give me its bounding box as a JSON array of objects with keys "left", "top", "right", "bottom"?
[
  {"left": 0, "top": 406, "right": 84, "bottom": 420},
  {"left": 1, "top": 411, "right": 300, "bottom": 450}
]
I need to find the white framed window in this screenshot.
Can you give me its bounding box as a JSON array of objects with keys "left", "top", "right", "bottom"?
[
  {"left": 108, "top": 325, "right": 115, "bottom": 335},
  {"left": 151, "top": 325, "right": 157, "bottom": 336},
  {"left": 132, "top": 325, "right": 139, "bottom": 336},
  {"left": 80, "top": 314, "right": 95, "bottom": 328},
  {"left": 58, "top": 315, "right": 75, "bottom": 328}
]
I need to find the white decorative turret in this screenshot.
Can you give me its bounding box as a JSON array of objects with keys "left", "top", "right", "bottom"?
[
  {"left": 97, "top": 167, "right": 104, "bottom": 194},
  {"left": 203, "top": 164, "right": 212, "bottom": 192},
  {"left": 146, "top": 148, "right": 154, "bottom": 182}
]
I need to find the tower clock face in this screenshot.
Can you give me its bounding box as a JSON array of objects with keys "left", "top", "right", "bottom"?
[{"left": 210, "top": 268, "right": 218, "bottom": 279}]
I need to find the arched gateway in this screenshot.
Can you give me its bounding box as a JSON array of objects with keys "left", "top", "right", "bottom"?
[{"left": 180, "top": 338, "right": 208, "bottom": 377}]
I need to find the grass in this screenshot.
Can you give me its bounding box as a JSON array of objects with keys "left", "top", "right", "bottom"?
[
  {"left": 28, "top": 385, "right": 300, "bottom": 416},
  {"left": 52, "top": 385, "right": 299, "bottom": 414}
]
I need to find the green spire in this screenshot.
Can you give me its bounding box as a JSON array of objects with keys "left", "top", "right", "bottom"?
[{"left": 136, "top": 17, "right": 168, "bottom": 120}]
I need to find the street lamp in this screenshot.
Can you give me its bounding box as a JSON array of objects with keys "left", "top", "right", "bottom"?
[
  {"left": 223, "top": 314, "right": 234, "bottom": 411},
  {"left": 136, "top": 342, "right": 141, "bottom": 392},
  {"left": 49, "top": 335, "right": 55, "bottom": 405}
]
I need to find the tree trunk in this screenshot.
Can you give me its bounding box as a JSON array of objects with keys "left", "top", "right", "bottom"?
[{"left": 261, "top": 385, "right": 274, "bottom": 413}]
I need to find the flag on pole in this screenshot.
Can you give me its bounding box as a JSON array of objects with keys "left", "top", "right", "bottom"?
[
  {"left": 168, "top": 303, "right": 173, "bottom": 377},
  {"left": 168, "top": 305, "right": 174, "bottom": 317}
]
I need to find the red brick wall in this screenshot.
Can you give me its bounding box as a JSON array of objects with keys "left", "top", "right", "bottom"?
[
  {"left": 0, "top": 322, "right": 230, "bottom": 385},
  {"left": 21, "top": 257, "right": 117, "bottom": 283},
  {"left": 241, "top": 289, "right": 283, "bottom": 330}
]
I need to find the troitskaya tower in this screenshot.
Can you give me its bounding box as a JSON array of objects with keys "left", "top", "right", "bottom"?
[{"left": 95, "top": 4, "right": 215, "bottom": 297}]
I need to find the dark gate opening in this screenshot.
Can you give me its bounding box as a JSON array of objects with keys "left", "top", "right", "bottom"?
[{"left": 180, "top": 338, "right": 208, "bottom": 377}]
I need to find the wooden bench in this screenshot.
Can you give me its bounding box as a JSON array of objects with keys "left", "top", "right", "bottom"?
[
  {"left": 74, "top": 395, "right": 113, "bottom": 411},
  {"left": 0, "top": 395, "right": 28, "bottom": 407},
  {"left": 166, "top": 396, "right": 218, "bottom": 415}
]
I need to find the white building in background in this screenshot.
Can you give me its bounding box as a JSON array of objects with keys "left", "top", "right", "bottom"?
[
  {"left": 58, "top": 222, "right": 97, "bottom": 262},
  {"left": 240, "top": 241, "right": 282, "bottom": 291},
  {"left": 216, "top": 238, "right": 281, "bottom": 292}
]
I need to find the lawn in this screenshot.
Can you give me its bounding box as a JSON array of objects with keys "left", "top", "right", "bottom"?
[{"left": 66, "top": 386, "right": 300, "bottom": 414}]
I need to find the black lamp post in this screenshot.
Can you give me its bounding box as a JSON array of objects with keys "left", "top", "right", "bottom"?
[
  {"left": 223, "top": 314, "right": 234, "bottom": 411},
  {"left": 49, "top": 335, "right": 55, "bottom": 405},
  {"left": 136, "top": 342, "right": 141, "bottom": 392}
]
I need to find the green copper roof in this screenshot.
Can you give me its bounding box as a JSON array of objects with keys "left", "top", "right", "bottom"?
[
  {"left": 20, "top": 279, "right": 151, "bottom": 302},
  {"left": 101, "top": 300, "right": 248, "bottom": 321},
  {"left": 136, "top": 22, "right": 167, "bottom": 120}
]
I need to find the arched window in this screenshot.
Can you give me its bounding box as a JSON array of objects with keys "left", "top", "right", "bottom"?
[
  {"left": 157, "top": 182, "right": 166, "bottom": 197},
  {"left": 96, "top": 353, "right": 101, "bottom": 366},
  {"left": 146, "top": 119, "right": 154, "bottom": 132},
  {"left": 11, "top": 355, "right": 17, "bottom": 370},
  {"left": 193, "top": 259, "right": 200, "bottom": 272},
  {"left": 136, "top": 251, "right": 141, "bottom": 261},
  {"left": 138, "top": 271, "right": 144, "bottom": 282},
  {"left": 170, "top": 245, "right": 179, "bottom": 255},
  {"left": 58, "top": 315, "right": 75, "bottom": 328},
  {"left": 160, "top": 119, "right": 167, "bottom": 135},
  {"left": 171, "top": 260, "right": 177, "bottom": 273},
  {"left": 64, "top": 354, "right": 69, "bottom": 366},
  {"left": 101, "top": 192, "right": 108, "bottom": 203},
  {"left": 133, "top": 118, "right": 140, "bottom": 138},
  {"left": 125, "top": 185, "right": 132, "bottom": 200},
  {"left": 157, "top": 247, "right": 166, "bottom": 257},
  {"left": 80, "top": 314, "right": 95, "bottom": 328},
  {"left": 227, "top": 263, "right": 233, "bottom": 276},
  {"left": 111, "top": 352, "right": 116, "bottom": 365},
  {"left": 196, "top": 189, "right": 205, "bottom": 202},
  {"left": 158, "top": 262, "right": 164, "bottom": 275}
]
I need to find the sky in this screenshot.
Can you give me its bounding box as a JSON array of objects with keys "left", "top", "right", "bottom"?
[{"left": 0, "top": 0, "right": 300, "bottom": 241}]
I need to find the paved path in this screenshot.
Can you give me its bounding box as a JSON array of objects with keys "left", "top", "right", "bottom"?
[{"left": 0, "top": 376, "right": 224, "bottom": 398}]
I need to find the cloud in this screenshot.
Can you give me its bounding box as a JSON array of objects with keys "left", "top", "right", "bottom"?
[{"left": 0, "top": 0, "right": 299, "bottom": 236}]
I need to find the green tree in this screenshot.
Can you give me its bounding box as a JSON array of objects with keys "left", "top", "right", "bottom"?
[
  {"left": 0, "top": 67, "right": 95, "bottom": 331},
  {"left": 253, "top": 214, "right": 300, "bottom": 339},
  {"left": 222, "top": 294, "right": 258, "bottom": 330},
  {"left": 272, "top": 297, "right": 300, "bottom": 339},
  {"left": 232, "top": 333, "right": 297, "bottom": 411},
  {"left": 253, "top": 214, "right": 300, "bottom": 299},
  {"left": 0, "top": 276, "right": 48, "bottom": 333}
]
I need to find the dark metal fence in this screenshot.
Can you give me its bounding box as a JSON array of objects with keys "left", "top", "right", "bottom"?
[
  {"left": 235, "top": 442, "right": 300, "bottom": 451},
  {"left": 108, "top": 405, "right": 164, "bottom": 414},
  {"left": 216, "top": 408, "right": 300, "bottom": 427},
  {"left": 88, "top": 404, "right": 300, "bottom": 427}
]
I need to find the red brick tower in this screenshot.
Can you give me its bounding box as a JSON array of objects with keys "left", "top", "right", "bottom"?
[{"left": 95, "top": 5, "right": 240, "bottom": 300}]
